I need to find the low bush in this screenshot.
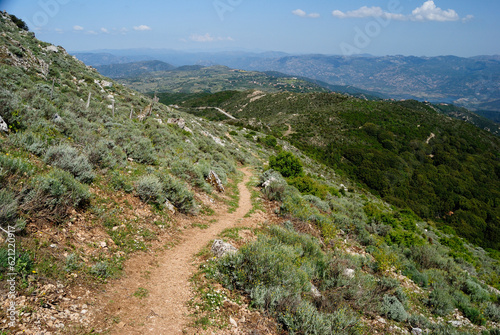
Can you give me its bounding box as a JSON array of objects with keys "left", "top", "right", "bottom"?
[
  {"left": 0, "top": 154, "right": 32, "bottom": 182},
  {"left": 21, "top": 168, "right": 91, "bottom": 223},
  {"left": 135, "top": 174, "right": 163, "bottom": 204},
  {"left": 88, "top": 139, "right": 126, "bottom": 169},
  {"left": 125, "top": 136, "right": 156, "bottom": 164},
  {"left": 44, "top": 144, "right": 95, "bottom": 183},
  {"left": 382, "top": 295, "right": 408, "bottom": 322},
  {"left": 109, "top": 170, "right": 134, "bottom": 193},
  {"left": 269, "top": 151, "right": 303, "bottom": 178},
  {"left": 158, "top": 173, "right": 197, "bottom": 214},
  {"left": 427, "top": 284, "right": 454, "bottom": 316},
  {"left": 485, "top": 302, "right": 500, "bottom": 322},
  {"left": 288, "top": 175, "right": 329, "bottom": 199},
  {"left": 463, "top": 278, "right": 491, "bottom": 303},
  {"left": 214, "top": 225, "right": 360, "bottom": 334},
  {"left": 0, "top": 189, "right": 18, "bottom": 229},
  {"left": 90, "top": 261, "right": 111, "bottom": 279}
]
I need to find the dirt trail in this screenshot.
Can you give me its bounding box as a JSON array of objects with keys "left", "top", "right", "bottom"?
[{"left": 94, "top": 168, "right": 255, "bottom": 334}]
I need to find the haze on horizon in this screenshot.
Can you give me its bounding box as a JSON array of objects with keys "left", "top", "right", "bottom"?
[{"left": 2, "top": 0, "right": 500, "bottom": 57}]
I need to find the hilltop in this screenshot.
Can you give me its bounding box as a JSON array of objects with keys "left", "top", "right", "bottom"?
[{"left": 1, "top": 12, "right": 500, "bottom": 335}]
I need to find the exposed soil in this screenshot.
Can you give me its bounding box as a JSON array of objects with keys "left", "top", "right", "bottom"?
[{"left": 90, "top": 168, "right": 263, "bottom": 334}]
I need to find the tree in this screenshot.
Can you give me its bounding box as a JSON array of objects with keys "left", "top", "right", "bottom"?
[{"left": 269, "top": 151, "right": 303, "bottom": 178}]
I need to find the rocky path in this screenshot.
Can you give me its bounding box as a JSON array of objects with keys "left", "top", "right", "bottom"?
[{"left": 94, "top": 168, "right": 254, "bottom": 334}]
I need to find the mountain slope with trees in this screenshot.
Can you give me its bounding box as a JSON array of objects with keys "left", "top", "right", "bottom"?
[{"left": 179, "top": 91, "right": 500, "bottom": 251}]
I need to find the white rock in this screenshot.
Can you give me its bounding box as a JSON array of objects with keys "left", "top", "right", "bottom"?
[
  {"left": 165, "top": 199, "right": 175, "bottom": 214},
  {"left": 101, "top": 80, "right": 113, "bottom": 88},
  {"left": 310, "top": 284, "right": 322, "bottom": 298},
  {"left": 343, "top": 268, "right": 355, "bottom": 279},
  {"left": 412, "top": 328, "right": 423, "bottom": 335},
  {"left": 229, "top": 316, "right": 238, "bottom": 328},
  {"left": 212, "top": 240, "right": 237, "bottom": 258},
  {"left": 0, "top": 116, "right": 8, "bottom": 132},
  {"left": 44, "top": 45, "right": 59, "bottom": 52}
]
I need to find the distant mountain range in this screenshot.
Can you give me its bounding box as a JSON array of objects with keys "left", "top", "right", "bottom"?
[
  {"left": 96, "top": 60, "right": 383, "bottom": 99},
  {"left": 72, "top": 50, "right": 500, "bottom": 115}
]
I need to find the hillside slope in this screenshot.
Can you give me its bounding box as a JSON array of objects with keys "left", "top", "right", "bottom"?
[
  {"left": 1, "top": 13, "right": 500, "bottom": 335},
  {"left": 180, "top": 91, "right": 500, "bottom": 251}
]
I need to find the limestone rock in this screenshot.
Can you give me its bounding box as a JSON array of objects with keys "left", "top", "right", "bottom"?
[
  {"left": 343, "top": 268, "right": 355, "bottom": 279},
  {"left": 412, "top": 328, "right": 423, "bottom": 335},
  {"left": 0, "top": 116, "right": 8, "bottom": 132},
  {"left": 211, "top": 240, "right": 237, "bottom": 258},
  {"left": 167, "top": 118, "right": 186, "bottom": 129},
  {"left": 165, "top": 199, "right": 175, "bottom": 214},
  {"left": 44, "top": 45, "right": 59, "bottom": 52},
  {"left": 206, "top": 170, "right": 224, "bottom": 193},
  {"left": 52, "top": 113, "right": 63, "bottom": 122},
  {"left": 310, "top": 284, "right": 322, "bottom": 298}
]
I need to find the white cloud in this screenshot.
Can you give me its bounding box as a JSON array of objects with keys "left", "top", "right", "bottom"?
[
  {"left": 73, "top": 25, "right": 84, "bottom": 31},
  {"left": 293, "top": 9, "right": 320, "bottom": 18},
  {"left": 411, "top": 1, "right": 459, "bottom": 22},
  {"left": 100, "top": 28, "right": 109, "bottom": 34},
  {"left": 133, "top": 25, "right": 152, "bottom": 31},
  {"left": 86, "top": 30, "right": 98, "bottom": 35},
  {"left": 189, "top": 33, "right": 234, "bottom": 43},
  {"left": 332, "top": 6, "right": 406, "bottom": 20},
  {"left": 462, "top": 15, "right": 474, "bottom": 23},
  {"left": 332, "top": 1, "right": 471, "bottom": 23},
  {"left": 55, "top": 28, "right": 63, "bottom": 34}
]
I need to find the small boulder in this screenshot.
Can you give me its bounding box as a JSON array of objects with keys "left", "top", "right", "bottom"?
[
  {"left": 211, "top": 240, "right": 237, "bottom": 258},
  {"left": 0, "top": 116, "right": 8, "bottom": 132},
  {"left": 411, "top": 328, "right": 423, "bottom": 335},
  {"left": 52, "top": 113, "right": 63, "bottom": 123},
  {"left": 165, "top": 199, "right": 175, "bottom": 214},
  {"left": 310, "top": 284, "right": 322, "bottom": 298},
  {"left": 206, "top": 170, "right": 224, "bottom": 193},
  {"left": 343, "top": 268, "right": 355, "bottom": 279},
  {"left": 44, "top": 45, "right": 59, "bottom": 53}
]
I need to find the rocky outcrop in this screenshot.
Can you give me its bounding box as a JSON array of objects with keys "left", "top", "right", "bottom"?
[
  {"left": 0, "top": 115, "right": 8, "bottom": 132},
  {"left": 206, "top": 170, "right": 224, "bottom": 193},
  {"left": 211, "top": 240, "right": 237, "bottom": 258}
]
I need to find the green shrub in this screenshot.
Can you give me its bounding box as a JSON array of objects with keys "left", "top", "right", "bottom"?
[
  {"left": 260, "top": 135, "right": 277, "bottom": 148},
  {"left": 0, "top": 189, "right": 18, "bottom": 229},
  {"left": 21, "top": 168, "right": 91, "bottom": 223},
  {"left": 64, "top": 253, "right": 81, "bottom": 272},
  {"left": 158, "top": 173, "right": 197, "bottom": 214},
  {"left": 0, "top": 154, "right": 32, "bottom": 181},
  {"left": 88, "top": 139, "right": 126, "bottom": 169},
  {"left": 410, "top": 245, "right": 448, "bottom": 270},
  {"left": 382, "top": 295, "right": 408, "bottom": 322},
  {"left": 427, "top": 286, "right": 454, "bottom": 316},
  {"left": 44, "top": 144, "right": 95, "bottom": 183},
  {"left": 263, "top": 179, "right": 288, "bottom": 201},
  {"left": 485, "top": 302, "right": 500, "bottom": 322},
  {"left": 269, "top": 151, "right": 303, "bottom": 178},
  {"left": 125, "top": 137, "right": 156, "bottom": 164},
  {"left": 135, "top": 174, "right": 163, "bottom": 204},
  {"left": 90, "top": 261, "right": 111, "bottom": 278},
  {"left": 463, "top": 278, "right": 491, "bottom": 303},
  {"left": 109, "top": 170, "right": 133, "bottom": 193},
  {"left": 288, "top": 175, "right": 329, "bottom": 199},
  {"left": 10, "top": 131, "right": 50, "bottom": 155}
]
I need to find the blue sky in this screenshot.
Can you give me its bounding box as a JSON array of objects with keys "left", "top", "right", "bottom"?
[{"left": 2, "top": 0, "right": 499, "bottom": 56}]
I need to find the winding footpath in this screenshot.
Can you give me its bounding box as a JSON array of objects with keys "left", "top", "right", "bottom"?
[{"left": 95, "top": 168, "right": 253, "bottom": 334}]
